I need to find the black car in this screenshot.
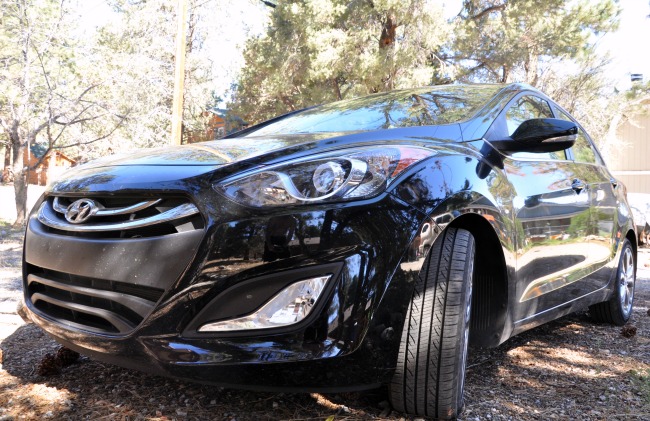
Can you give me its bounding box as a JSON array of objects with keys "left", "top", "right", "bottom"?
[{"left": 21, "top": 83, "right": 637, "bottom": 419}]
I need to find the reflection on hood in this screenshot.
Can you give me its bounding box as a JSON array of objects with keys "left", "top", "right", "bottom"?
[{"left": 76, "top": 133, "right": 346, "bottom": 169}]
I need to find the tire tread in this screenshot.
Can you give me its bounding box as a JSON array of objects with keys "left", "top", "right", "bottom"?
[{"left": 390, "top": 227, "right": 475, "bottom": 419}]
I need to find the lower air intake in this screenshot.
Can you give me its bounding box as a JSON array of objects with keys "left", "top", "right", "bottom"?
[{"left": 26, "top": 268, "right": 164, "bottom": 335}]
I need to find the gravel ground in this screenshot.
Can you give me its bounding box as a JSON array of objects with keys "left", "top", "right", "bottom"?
[{"left": 1, "top": 209, "right": 649, "bottom": 420}]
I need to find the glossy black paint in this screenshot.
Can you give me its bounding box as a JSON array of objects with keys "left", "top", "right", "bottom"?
[
  {"left": 21, "top": 83, "right": 636, "bottom": 391},
  {"left": 494, "top": 118, "right": 578, "bottom": 153}
]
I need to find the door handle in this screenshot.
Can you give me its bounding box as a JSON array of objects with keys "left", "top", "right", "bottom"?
[{"left": 571, "top": 179, "right": 586, "bottom": 194}]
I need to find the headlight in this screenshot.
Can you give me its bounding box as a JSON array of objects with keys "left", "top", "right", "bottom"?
[
  {"left": 198, "top": 275, "right": 330, "bottom": 332},
  {"left": 214, "top": 146, "right": 435, "bottom": 207}
]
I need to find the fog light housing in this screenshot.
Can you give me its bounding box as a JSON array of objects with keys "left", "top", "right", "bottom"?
[{"left": 198, "top": 275, "right": 331, "bottom": 332}]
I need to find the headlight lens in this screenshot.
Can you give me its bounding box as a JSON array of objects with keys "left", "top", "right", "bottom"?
[
  {"left": 312, "top": 161, "right": 346, "bottom": 193},
  {"left": 214, "top": 146, "right": 435, "bottom": 207},
  {"left": 197, "top": 275, "right": 330, "bottom": 332}
]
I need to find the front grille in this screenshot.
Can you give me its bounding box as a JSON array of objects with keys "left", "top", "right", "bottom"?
[
  {"left": 37, "top": 195, "right": 204, "bottom": 239},
  {"left": 26, "top": 266, "right": 165, "bottom": 334}
]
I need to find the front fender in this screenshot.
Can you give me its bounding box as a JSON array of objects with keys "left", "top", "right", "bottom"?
[{"left": 389, "top": 149, "right": 518, "bottom": 346}]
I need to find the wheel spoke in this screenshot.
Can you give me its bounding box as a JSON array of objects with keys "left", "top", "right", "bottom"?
[
  {"left": 620, "top": 248, "right": 635, "bottom": 311},
  {"left": 591, "top": 242, "right": 635, "bottom": 324}
]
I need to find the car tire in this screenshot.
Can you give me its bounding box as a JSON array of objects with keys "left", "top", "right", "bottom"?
[
  {"left": 390, "top": 227, "right": 475, "bottom": 419},
  {"left": 589, "top": 239, "right": 636, "bottom": 326}
]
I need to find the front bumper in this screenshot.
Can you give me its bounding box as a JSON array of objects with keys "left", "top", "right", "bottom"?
[{"left": 22, "top": 188, "right": 428, "bottom": 391}]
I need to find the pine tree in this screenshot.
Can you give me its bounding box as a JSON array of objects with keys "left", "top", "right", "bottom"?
[{"left": 230, "top": 0, "right": 451, "bottom": 124}]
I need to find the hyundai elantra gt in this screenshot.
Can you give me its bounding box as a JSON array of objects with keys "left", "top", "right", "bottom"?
[{"left": 21, "top": 83, "right": 637, "bottom": 419}]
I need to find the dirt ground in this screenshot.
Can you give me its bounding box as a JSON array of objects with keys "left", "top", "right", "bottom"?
[
  {"left": 0, "top": 185, "right": 46, "bottom": 224},
  {"left": 1, "top": 219, "right": 650, "bottom": 420}
]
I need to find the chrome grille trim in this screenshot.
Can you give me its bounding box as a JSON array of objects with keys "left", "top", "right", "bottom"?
[
  {"left": 38, "top": 200, "right": 199, "bottom": 232},
  {"left": 53, "top": 196, "right": 162, "bottom": 216}
]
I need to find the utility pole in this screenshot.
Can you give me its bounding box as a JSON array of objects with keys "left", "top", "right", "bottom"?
[{"left": 171, "top": 0, "right": 188, "bottom": 146}]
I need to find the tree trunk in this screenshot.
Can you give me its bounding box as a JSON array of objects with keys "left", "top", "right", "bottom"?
[
  {"left": 525, "top": 51, "right": 539, "bottom": 86},
  {"left": 2, "top": 143, "right": 11, "bottom": 183},
  {"left": 332, "top": 78, "right": 342, "bottom": 101},
  {"left": 500, "top": 65, "right": 509, "bottom": 83},
  {"left": 11, "top": 130, "right": 28, "bottom": 226},
  {"left": 379, "top": 15, "right": 397, "bottom": 49}
]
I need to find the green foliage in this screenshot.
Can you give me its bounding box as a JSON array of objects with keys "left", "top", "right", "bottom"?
[
  {"left": 451, "top": 0, "right": 628, "bottom": 158},
  {"left": 626, "top": 80, "right": 650, "bottom": 101},
  {"left": 90, "top": 0, "right": 217, "bottom": 152},
  {"left": 230, "top": 0, "right": 451, "bottom": 124},
  {"left": 89, "top": 0, "right": 177, "bottom": 152},
  {"left": 0, "top": 0, "right": 218, "bottom": 224},
  {"left": 0, "top": 0, "right": 641, "bottom": 224},
  {"left": 0, "top": 0, "right": 127, "bottom": 154},
  {"left": 231, "top": 0, "right": 631, "bottom": 160},
  {"left": 452, "top": 0, "right": 620, "bottom": 84}
]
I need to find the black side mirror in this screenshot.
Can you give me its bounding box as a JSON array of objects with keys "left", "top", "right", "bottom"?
[{"left": 494, "top": 118, "right": 578, "bottom": 153}]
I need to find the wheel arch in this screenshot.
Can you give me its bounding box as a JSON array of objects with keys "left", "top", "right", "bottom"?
[
  {"left": 448, "top": 212, "right": 510, "bottom": 348},
  {"left": 626, "top": 229, "right": 637, "bottom": 259}
]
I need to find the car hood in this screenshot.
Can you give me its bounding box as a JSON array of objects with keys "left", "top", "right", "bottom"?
[
  {"left": 48, "top": 126, "right": 463, "bottom": 194},
  {"left": 80, "top": 133, "right": 351, "bottom": 168},
  {"left": 47, "top": 133, "right": 361, "bottom": 193}
]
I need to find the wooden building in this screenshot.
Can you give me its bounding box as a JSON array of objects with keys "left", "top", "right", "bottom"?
[
  {"left": 23, "top": 146, "right": 76, "bottom": 186},
  {"left": 184, "top": 109, "right": 248, "bottom": 144},
  {"left": 608, "top": 99, "right": 650, "bottom": 194}
]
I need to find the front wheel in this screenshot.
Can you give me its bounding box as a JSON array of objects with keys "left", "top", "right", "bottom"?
[
  {"left": 390, "top": 227, "right": 475, "bottom": 419},
  {"left": 589, "top": 239, "right": 636, "bottom": 325}
]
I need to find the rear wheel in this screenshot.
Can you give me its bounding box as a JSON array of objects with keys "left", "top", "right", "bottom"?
[
  {"left": 390, "top": 227, "right": 475, "bottom": 419},
  {"left": 589, "top": 239, "right": 636, "bottom": 326}
]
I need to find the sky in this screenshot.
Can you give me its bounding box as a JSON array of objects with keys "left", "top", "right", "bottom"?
[
  {"left": 599, "top": 0, "right": 650, "bottom": 89},
  {"left": 80, "top": 0, "right": 650, "bottom": 96}
]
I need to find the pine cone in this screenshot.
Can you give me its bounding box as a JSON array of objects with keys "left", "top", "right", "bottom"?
[
  {"left": 55, "top": 347, "right": 80, "bottom": 367},
  {"left": 37, "top": 353, "right": 62, "bottom": 376},
  {"left": 621, "top": 325, "right": 637, "bottom": 338}
]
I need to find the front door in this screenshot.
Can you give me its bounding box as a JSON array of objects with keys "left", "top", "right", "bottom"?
[{"left": 486, "top": 93, "right": 611, "bottom": 323}]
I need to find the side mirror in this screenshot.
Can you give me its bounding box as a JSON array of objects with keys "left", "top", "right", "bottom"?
[{"left": 494, "top": 118, "right": 578, "bottom": 153}]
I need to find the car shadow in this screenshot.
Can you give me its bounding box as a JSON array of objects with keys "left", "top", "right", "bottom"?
[
  {"left": 0, "top": 323, "right": 389, "bottom": 419},
  {"left": 2, "top": 287, "right": 646, "bottom": 419}
]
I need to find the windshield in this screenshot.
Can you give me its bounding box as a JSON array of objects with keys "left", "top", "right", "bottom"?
[{"left": 246, "top": 84, "right": 502, "bottom": 136}]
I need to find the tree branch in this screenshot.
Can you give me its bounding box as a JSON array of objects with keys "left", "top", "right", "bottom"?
[
  {"left": 469, "top": 4, "right": 506, "bottom": 21},
  {"left": 54, "top": 113, "right": 107, "bottom": 127},
  {"left": 53, "top": 116, "right": 127, "bottom": 150}
]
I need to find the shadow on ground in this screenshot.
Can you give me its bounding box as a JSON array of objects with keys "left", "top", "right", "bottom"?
[
  {"left": 2, "top": 250, "right": 650, "bottom": 419},
  {"left": 2, "top": 304, "right": 649, "bottom": 420},
  {"left": 0, "top": 323, "right": 391, "bottom": 420}
]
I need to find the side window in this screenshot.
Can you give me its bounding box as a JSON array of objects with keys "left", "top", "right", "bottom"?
[
  {"left": 553, "top": 107, "right": 600, "bottom": 165},
  {"left": 506, "top": 96, "right": 553, "bottom": 135},
  {"left": 507, "top": 96, "right": 566, "bottom": 160},
  {"left": 553, "top": 107, "right": 572, "bottom": 122},
  {"left": 572, "top": 129, "right": 598, "bottom": 164}
]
